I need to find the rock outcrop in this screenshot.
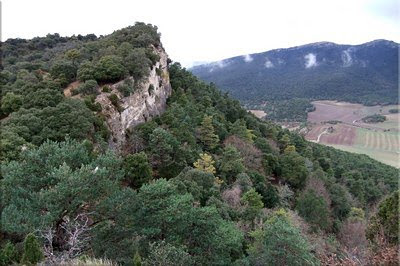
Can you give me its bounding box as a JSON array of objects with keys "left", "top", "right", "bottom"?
[{"left": 95, "top": 45, "right": 171, "bottom": 152}]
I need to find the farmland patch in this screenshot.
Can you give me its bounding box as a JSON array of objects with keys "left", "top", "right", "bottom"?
[{"left": 305, "top": 101, "right": 399, "bottom": 167}]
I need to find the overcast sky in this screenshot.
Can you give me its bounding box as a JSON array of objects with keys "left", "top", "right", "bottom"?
[{"left": 2, "top": 0, "right": 399, "bottom": 67}]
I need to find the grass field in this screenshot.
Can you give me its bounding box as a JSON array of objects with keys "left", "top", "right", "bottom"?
[
  {"left": 305, "top": 101, "right": 399, "bottom": 168},
  {"left": 326, "top": 144, "right": 399, "bottom": 168}
]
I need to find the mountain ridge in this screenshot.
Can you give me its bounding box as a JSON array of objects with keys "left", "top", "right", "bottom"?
[
  {"left": 191, "top": 39, "right": 399, "bottom": 108},
  {"left": 194, "top": 39, "right": 398, "bottom": 65}
]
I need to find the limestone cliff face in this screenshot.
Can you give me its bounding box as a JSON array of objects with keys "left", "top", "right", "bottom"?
[{"left": 95, "top": 46, "right": 171, "bottom": 152}]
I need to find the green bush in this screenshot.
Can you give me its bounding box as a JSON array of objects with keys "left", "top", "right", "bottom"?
[
  {"left": 145, "top": 48, "right": 160, "bottom": 65},
  {"left": 296, "top": 189, "right": 331, "bottom": 232},
  {"left": 102, "top": 85, "right": 112, "bottom": 93},
  {"left": 257, "top": 182, "right": 280, "bottom": 208},
  {"left": 23, "top": 88, "right": 64, "bottom": 109},
  {"left": 133, "top": 251, "right": 142, "bottom": 266},
  {"left": 21, "top": 233, "right": 44, "bottom": 265},
  {"left": 143, "top": 241, "right": 193, "bottom": 266},
  {"left": 279, "top": 152, "right": 308, "bottom": 189},
  {"left": 93, "top": 114, "right": 110, "bottom": 140},
  {"left": 108, "top": 93, "right": 119, "bottom": 106},
  {"left": 248, "top": 209, "right": 319, "bottom": 265},
  {"left": 0, "top": 242, "right": 19, "bottom": 265},
  {"left": 124, "top": 48, "right": 151, "bottom": 80},
  {"left": 50, "top": 60, "right": 77, "bottom": 86},
  {"left": 78, "top": 79, "right": 99, "bottom": 95},
  {"left": 241, "top": 189, "right": 264, "bottom": 221},
  {"left": 123, "top": 152, "right": 152, "bottom": 189},
  {"left": 329, "top": 184, "right": 351, "bottom": 221},
  {"left": 117, "top": 83, "right": 132, "bottom": 97},
  {"left": 77, "top": 61, "right": 96, "bottom": 81},
  {"left": 219, "top": 145, "right": 245, "bottom": 183},
  {"left": 84, "top": 95, "right": 102, "bottom": 112},
  {"left": 367, "top": 191, "right": 399, "bottom": 244},
  {"left": 95, "top": 55, "right": 126, "bottom": 82},
  {"left": 1, "top": 98, "right": 96, "bottom": 148},
  {"left": 361, "top": 114, "right": 386, "bottom": 123},
  {"left": 155, "top": 67, "right": 162, "bottom": 76},
  {"left": 1, "top": 92, "right": 23, "bottom": 114},
  {"left": 108, "top": 93, "right": 123, "bottom": 112}
]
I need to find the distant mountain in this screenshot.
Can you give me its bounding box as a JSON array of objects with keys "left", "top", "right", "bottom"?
[{"left": 191, "top": 40, "right": 399, "bottom": 106}]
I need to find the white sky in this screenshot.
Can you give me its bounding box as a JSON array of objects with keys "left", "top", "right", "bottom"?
[{"left": 2, "top": 0, "right": 399, "bottom": 67}]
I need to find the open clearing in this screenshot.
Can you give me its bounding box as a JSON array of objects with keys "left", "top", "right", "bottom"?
[
  {"left": 305, "top": 101, "right": 399, "bottom": 168},
  {"left": 249, "top": 109, "right": 267, "bottom": 119},
  {"left": 63, "top": 81, "right": 81, "bottom": 98}
]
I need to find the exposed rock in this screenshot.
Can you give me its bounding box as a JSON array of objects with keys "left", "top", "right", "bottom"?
[{"left": 95, "top": 45, "right": 171, "bottom": 152}]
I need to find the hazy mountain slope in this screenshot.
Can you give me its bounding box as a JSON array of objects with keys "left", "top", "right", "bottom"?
[{"left": 191, "top": 40, "right": 399, "bottom": 106}]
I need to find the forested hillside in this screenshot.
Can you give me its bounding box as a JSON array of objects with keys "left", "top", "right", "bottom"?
[
  {"left": 0, "top": 25, "right": 398, "bottom": 265},
  {"left": 191, "top": 40, "right": 399, "bottom": 121}
]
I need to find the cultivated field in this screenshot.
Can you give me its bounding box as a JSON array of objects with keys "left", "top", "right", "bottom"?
[{"left": 305, "top": 101, "right": 399, "bottom": 168}]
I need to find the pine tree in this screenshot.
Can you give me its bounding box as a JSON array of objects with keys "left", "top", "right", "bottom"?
[
  {"left": 149, "top": 128, "right": 179, "bottom": 167},
  {"left": 199, "top": 115, "right": 219, "bottom": 150},
  {"left": 0, "top": 242, "right": 18, "bottom": 265},
  {"left": 124, "top": 152, "right": 153, "bottom": 189},
  {"left": 230, "top": 119, "right": 255, "bottom": 142},
  {"left": 22, "top": 233, "right": 43, "bottom": 265},
  {"left": 279, "top": 134, "right": 291, "bottom": 149},
  {"left": 194, "top": 153, "right": 216, "bottom": 174},
  {"left": 241, "top": 189, "right": 264, "bottom": 222},
  {"left": 248, "top": 209, "right": 319, "bottom": 265},
  {"left": 296, "top": 190, "right": 331, "bottom": 232},
  {"left": 65, "top": 49, "right": 81, "bottom": 66},
  {"left": 219, "top": 145, "right": 245, "bottom": 184},
  {"left": 133, "top": 251, "right": 142, "bottom": 266},
  {"left": 284, "top": 145, "right": 296, "bottom": 153}
]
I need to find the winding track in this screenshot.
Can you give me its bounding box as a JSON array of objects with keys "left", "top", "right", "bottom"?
[{"left": 315, "top": 129, "right": 328, "bottom": 143}]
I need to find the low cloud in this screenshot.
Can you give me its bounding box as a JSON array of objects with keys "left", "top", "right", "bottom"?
[
  {"left": 243, "top": 54, "right": 253, "bottom": 62},
  {"left": 304, "top": 53, "right": 318, "bottom": 68},
  {"left": 360, "top": 60, "right": 367, "bottom": 67},
  {"left": 208, "top": 59, "right": 230, "bottom": 72},
  {"left": 217, "top": 60, "right": 228, "bottom": 68},
  {"left": 264, "top": 58, "right": 274, "bottom": 68},
  {"left": 341, "top": 49, "right": 353, "bottom": 67}
]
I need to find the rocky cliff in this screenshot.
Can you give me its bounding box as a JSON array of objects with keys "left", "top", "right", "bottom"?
[{"left": 96, "top": 45, "right": 171, "bottom": 152}]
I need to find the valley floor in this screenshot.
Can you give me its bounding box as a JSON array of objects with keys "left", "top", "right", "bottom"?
[{"left": 305, "top": 101, "right": 399, "bottom": 168}]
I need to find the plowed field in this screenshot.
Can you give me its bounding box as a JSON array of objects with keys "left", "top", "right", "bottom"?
[{"left": 305, "top": 101, "right": 399, "bottom": 168}]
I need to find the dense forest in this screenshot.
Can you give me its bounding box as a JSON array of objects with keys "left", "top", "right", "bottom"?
[
  {"left": 0, "top": 24, "right": 398, "bottom": 265},
  {"left": 260, "top": 98, "right": 316, "bottom": 122},
  {"left": 191, "top": 40, "right": 399, "bottom": 121}
]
